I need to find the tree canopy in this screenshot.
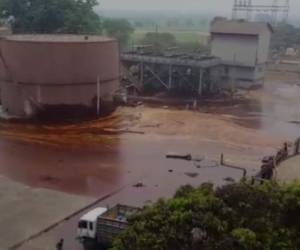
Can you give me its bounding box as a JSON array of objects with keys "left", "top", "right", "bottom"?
[
  {"left": 103, "top": 18, "right": 134, "bottom": 47},
  {"left": 271, "top": 23, "right": 300, "bottom": 50},
  {"left": 111, "top": 181, "right": 300, "bottom": 250},
  {"left": 0, "top": 0, "right": 102, "bottom": 34}
]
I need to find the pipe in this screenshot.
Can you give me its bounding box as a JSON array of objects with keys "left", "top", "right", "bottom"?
[{"left": 220, "top": 153, "right": 247, "bottom": 177}]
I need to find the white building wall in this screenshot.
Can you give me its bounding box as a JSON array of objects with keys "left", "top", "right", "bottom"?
[
  {"left": 257, "top": 29, "right": 272, "bottom": 64},
  {"left": 211, "top": 34, "right": 258, "bottom": 66}
]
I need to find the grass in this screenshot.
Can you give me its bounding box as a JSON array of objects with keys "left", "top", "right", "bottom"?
[{"left": 131, "top": 28, "right": 209, "bottom": 45}]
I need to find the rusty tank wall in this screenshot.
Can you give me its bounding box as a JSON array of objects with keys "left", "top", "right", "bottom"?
[{"left": 0, "top": 35, "right": 120, "bottom": 119}]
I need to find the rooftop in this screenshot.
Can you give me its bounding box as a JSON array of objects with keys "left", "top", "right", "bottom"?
[
  {"left": 211, "top": 20, "right": 273, "bottom": 36},
  {"left": 4, "top": 34, "right": 115, "bottom": 43},
  {"left": 122, "top": 53, "right": 221, "bottom": 68},
  {"left": 80, "top": 207, "right": 107, "bottom": 222}
]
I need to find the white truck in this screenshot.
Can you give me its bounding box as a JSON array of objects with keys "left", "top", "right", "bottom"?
[{"left": 77, "top": 204, "right": 139, "bottom": 249}]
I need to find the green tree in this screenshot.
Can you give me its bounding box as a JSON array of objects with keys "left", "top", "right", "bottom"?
[
  {"left": 271, "top": 23, "right": 300, "bottom": 50},
  {"left": 111, "top": 182, "right": 300, "bottom": 250},
  {"left": 0, "top": 0, "right": 101, "bottom": 34},
  {"left": 103, "top": 18, "right": 134, "bottom": 48}
]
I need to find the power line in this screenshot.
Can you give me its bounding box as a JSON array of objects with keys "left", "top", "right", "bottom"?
[{"left": 232, "top": 0, "right": 290, "bottom": 25}]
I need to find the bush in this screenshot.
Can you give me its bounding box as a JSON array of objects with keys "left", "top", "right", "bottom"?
[{"left": 111, "top": 181, "right": 300, "bottom": 250}]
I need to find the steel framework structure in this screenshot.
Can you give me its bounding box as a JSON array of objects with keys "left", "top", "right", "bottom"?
[{"left": 232, "top": 0, "right": 290, "bottom": 25}]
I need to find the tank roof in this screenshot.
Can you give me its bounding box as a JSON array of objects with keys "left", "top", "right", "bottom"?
[{"left": 4, "top": 34, "right": 115, "bottom": 43}]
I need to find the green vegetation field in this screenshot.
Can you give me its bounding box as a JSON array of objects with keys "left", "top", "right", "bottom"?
[{"left": 132, "top": 28, "right": 209, "bottom": 45}]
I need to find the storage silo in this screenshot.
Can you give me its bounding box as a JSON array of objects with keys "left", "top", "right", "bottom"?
[{"left": 0, "top": 34, "right": 120, "bottom": 120}]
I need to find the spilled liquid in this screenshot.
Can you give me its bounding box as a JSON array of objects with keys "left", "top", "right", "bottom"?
[{"left": 0, "top": 74, "right": 299, "bottom": 197}]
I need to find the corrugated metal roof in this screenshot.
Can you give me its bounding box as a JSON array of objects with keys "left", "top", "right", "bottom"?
[{"left": 211, "top": 20, "right": 273, "bottom": 35}]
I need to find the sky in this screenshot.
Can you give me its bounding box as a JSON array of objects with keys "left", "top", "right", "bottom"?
[{"left": 98, "top": 0, "right": 299, "bottom": 17}]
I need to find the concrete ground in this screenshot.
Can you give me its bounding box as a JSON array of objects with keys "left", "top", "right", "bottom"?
[
  {"left": 276, "top": 155, "right": 300, "bottom": 183},
  {"left": 17, "top": 163, "right": 241, "bottom": 250},
  {"left": 0, "top": 176, "right": 94, "bottom": 250}
]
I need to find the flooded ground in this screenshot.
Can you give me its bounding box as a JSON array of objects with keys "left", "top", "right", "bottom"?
[
  {"left": 0, "top": 71, "right": 299, "bottom": 197},
  {"left": 1, "top": 71, "right": 300, "bottom": 249}
]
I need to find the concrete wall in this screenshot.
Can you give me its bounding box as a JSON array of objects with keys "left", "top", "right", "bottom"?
[
  {"left": 257, "top": 28, "right": 272, "bottom": 64},
  {"left": 221, "top": 65, "right": 264, "bottom": 89},
  {"left": 211, "top": 34, "right": 258, "bottom": 66},
  {"left": 211, "top": 26, "right": 271, "bottom": 89},
  {"left": 1, "top": 80, "right": 119, "bottom": 117}
]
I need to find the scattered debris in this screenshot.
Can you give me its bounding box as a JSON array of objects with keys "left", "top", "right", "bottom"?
[
  {"left": 193, "top": 156, "right": 204, "bottom": 162},
  {"left": 40, "top": 175, "right": 60, "bottom": 183},
  {"left": 184, "top": 172, "right": 199, "bottom": 178},
  {"left": 141, "top": 123, "right": 161, "bottom": 128},
  {"left": 223, "top": 177, "right": 235, "bottom": 183},
  {"left": 289, "top": 120, "right": 300, "bottom": 125},
  {"left": 166, "top": 153, "right": 192, "bottom": 161},
  {"left": 133, "top": 181, "right": 145, "bottom": 188},
  {"left": 102, "top": 128, "right": 145, "bottom": 135}
]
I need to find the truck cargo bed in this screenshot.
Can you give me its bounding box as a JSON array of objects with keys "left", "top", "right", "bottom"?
[{"left": 96, "top": 204, "right": 139, "bottom": 244}]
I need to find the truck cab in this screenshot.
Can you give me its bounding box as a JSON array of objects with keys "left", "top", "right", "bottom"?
[{"left": 77, "top": 207, "right": 107, "bottom": 241}]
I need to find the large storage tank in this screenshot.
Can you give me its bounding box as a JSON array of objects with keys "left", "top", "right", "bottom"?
[{"left": 0, "top": 34, "right": 120, "bottom": 120}]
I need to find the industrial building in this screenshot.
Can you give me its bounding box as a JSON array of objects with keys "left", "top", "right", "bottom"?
[
  {"left": 122, "top": 53, "right": 223, "bottom": 96},
  {"left": 211, "top": 19, "right": 273, "bottom": 88},
  {"left": 122, "top": 19, "right": 273, "bottom": 93},
  {"left": 0, "top": 35, "right": 120, "bottom": 120}
]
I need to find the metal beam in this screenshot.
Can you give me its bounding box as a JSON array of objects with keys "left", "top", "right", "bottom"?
[
  {"left": 140, "top": 62, "right": 144, "bottom": 85},
  {"left": 198, "top": 69, "right": 203, "bottom": 96},
  {"left": 145, "top": 65, "right": 169, "bottom": 90},
  {"left": 168, "top": 65, "right": 172, "bottom": 90}
]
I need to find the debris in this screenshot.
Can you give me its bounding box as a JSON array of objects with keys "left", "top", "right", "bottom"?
[
  {"left": 224, "top": 177, "right": 235, "bottom": 182},
  {"left": 133, "top": 181, "right": 144, "bottom": 188},
  {"left": 193, "top": 156, "right": 204, "bottom": 162},
  {"left": 141, "top": 123, "right": 161, "bottom": 128},
  {"left": 184, "top": 172, "right": 199, "bottom": 178},
  {"left": 102, "top": 128, "right": 145, "bottom": 135},
  {"left": 168, "top": 169, "right": 174, "bottom": 173},
  {"left": 40, "top": 175, "right": 60, "bottom": 183},
  {"left": 166, "top": 153, "right": 192, "bottom": 161},
  {"left": 289, "top": 120, "right": 300, "bottom": 125}
]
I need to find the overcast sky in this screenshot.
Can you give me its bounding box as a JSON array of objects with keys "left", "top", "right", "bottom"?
[{"left": 99, "top": 0, "right": 299, "bottom": 17}]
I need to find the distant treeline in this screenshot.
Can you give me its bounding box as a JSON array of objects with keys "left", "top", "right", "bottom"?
[{"left": 271, "top": 23, "right": 300, "bottom": 50}]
